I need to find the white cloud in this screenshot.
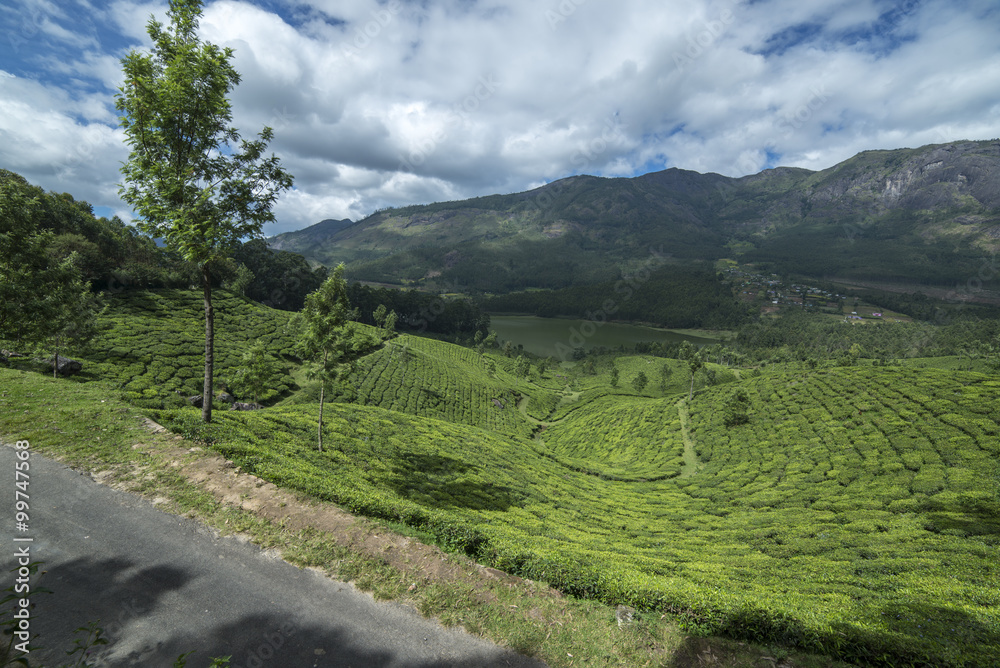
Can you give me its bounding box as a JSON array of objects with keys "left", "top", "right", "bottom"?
[
  {"left": 0, "top": 72, "right": 127, "bottom": 205},
  {"left": 1, "top": 0, "right": 998, "bottom": 235}
]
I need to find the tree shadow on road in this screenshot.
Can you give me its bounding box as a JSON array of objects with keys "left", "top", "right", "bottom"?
[
  {"left": 13, "top": 556, "right": 543, "bottom": 667},
  {"left": 17, "top": 556, "right": 192, "bottom": 664},
  {"left": 117, "top": 612, "right": 544, "bottom": 668}
]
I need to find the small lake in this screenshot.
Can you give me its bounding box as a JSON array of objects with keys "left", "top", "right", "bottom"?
[{"left": 489, "top": 316, "right": 719, "bottom": 360}]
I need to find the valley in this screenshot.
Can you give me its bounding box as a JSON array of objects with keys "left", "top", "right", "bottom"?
[
  {"left": 5, "top": 0, "right": 1000, "bottom": 665},
  {"left": 4, "top": 286, "right": 997, "bottom": 666},
  {"left": 3, "top": 148, "right": 1000, "bottom": 667},
  {"left": 488, "top": 316, "right": 720, "bottom": 359}
]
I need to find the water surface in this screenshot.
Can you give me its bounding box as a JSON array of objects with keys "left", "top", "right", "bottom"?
[{"left": 489, "top": 315, "right": 718, "bottom": 360}]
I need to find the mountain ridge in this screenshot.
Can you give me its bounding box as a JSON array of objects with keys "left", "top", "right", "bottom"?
[{"left": 269, "top": 140, "right": 1000, "bottom": 292}]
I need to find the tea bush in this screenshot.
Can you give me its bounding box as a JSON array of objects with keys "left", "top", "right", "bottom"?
[{"left": 70, "top": 290, "right": 1000, "bottom": 665}]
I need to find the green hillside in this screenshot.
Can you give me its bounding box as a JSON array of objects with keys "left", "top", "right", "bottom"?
[
  {"left": 5, "top": 287, "right": 996, "bottom": 666},
  {"left": 337, "top": 334, "right": 535, "bottom": 439},
  {"left": 268, "top": 140, "right": 1000, "bottom": 297},
  {"left": 151, "top": 358, "right": 1000, "bottom": 667},
  {"left": 541, "top": 396, "right": 687, "bottom": 482},
  {"left": 84, "top": 289, "right": 303, "bottom": 407}
]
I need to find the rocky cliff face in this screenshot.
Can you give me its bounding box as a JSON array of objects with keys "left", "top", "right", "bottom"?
[{"left": 806, "top": 140, "right": 1000, "bottom": 212}]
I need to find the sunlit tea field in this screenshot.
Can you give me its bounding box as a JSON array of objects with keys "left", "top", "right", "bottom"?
[{"left": 58, "top": 290, "right": 1000, "bottom": 666}]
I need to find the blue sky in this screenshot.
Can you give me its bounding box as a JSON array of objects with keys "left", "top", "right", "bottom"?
[{"left": 1, "top": 0, "right": 998, "bottom": 234}]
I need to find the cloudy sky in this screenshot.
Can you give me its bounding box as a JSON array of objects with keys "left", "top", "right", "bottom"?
[{"left": 2, "top": 0, "right": 998, "bottom": 235}]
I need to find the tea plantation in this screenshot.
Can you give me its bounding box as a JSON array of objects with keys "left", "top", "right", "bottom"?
[
  {"left": 85, "top": 290, "right": 303, "bottom": 407},
  {"left": 340, "top": 335, "right": 535, "bottom": 439},
  {"left": 51, "top": 291, "right": 1000, "bottom": 666}
]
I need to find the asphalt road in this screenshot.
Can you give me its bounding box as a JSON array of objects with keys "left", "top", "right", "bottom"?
[{"left": 1, "top": 445, "right": 545, "bottom": 668}]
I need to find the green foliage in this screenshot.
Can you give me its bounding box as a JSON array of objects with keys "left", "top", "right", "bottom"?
[
  {"left": 230, "top": 239, "right": 328, "bottom": 311},
  {"left": 116, "top": 0, "right": 292, "bottom": 266},
  {"left": 347, "top": 282, "right": 489, "bottom": 337},
  {"left": 631, "top": 371, "right": 648, "bottom": 393},
  {"left": 174, "top": 653, "right": 230, "bottom": 667},
  {"left": 224, "top": 261, "right": 254, "bottom": 298},
  {"left": 116, "top": 0, "right": 292, "bottom": 421},
  {"left": 543, "top": 396, "right": 687, "bottom": 481},
  {"left": 515, "top": 355, "right": 530, "bottom": 379},
  {"left": 722, "top": 388, "right": 750, "bottom": 428},
  {"left": 293, "top": 265, "right": 362, "bottom": 386},
  {"left": 679, "top": 342, "right": 705, "bottom": 399},
  {"left": 0, "top": 169, "right": 186, "bottom": 293},
  {"left": 146, "top": 360, "right": 1000, "bottom": 667},
  {"left": 228, "top": 340, "right": 279, "bottom": 405},
  {"left": 293, "top": 264, "right": 378, "bottom": 450},
  {"left": 63, "top": 621, "right": 110, "bottom": 667},
  {"left": 737, "top": 307, "right": 1000, "bottom": 362},
  {"left": 483, "top": 265, "right": 752, "bottom": 329},
  {"left": 659, "top": 361, "right": 673, "bottom": 390},
  {"left": 0, "top": 175, "right": 107, "bottom": 378},
  {"left": 14, "top": 282, "right": 1000, "bottom": 665},
  {"left": 336, "top": 336, "right": 533, "bottom": 439},
  {"left": 371, "top": 303, "right": 398, "bottom": 341},
  {"left": 79, "top": 289, "right": 299, "bottom": 408},
  {"left": 0, "top": 176, "right": 98, "bottom": 353}
]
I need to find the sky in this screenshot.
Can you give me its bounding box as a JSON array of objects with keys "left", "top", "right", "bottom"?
[{"left": 1, "top": 0, "right": 999, "bottom": 236}]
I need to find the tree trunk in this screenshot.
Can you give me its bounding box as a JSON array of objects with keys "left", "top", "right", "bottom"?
[
  {"left": 202, "top": 264, "right": 214, "bottom": 423},
  {"left": 318, "top": 384, "right": 324, "bottom": 452},
  {"left": 317, "top": 349, "right": 328, "bottom": 452},
  {"left": 689, "top": 373, "right": 694, "bottom": 401}
]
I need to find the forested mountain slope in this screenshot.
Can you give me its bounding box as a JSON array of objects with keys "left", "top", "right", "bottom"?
[{"left": 270, "top": 140, "right": 1000, "bottom": 292}]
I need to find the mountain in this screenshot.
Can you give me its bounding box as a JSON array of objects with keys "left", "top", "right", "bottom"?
[
  {"left": 267, "top": 218, "right": 355, "bottom": 258},
  {"left": 268, "top": 140, "right": 1000, "bottom": 292}
]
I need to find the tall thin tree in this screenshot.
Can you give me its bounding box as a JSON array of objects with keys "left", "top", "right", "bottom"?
[
  {"left": 679, "top": 341, "right": 704, "bottom": 400},
  {"left": 116, "top": 0, "right": 292, "bottom": 422},
  {"left": 294, "top": 265, "right": 357, "bottom": 452}
]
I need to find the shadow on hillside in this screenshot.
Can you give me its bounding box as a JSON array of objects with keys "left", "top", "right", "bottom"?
[
  {"left": 670, "top": 598, "right": 998, "bottom": 666},
  {"left": 867, "top": 600, "right": 999, "bottom": 661},
  {"left": 923, "top": 507, "right": 1000, "bottom": 537},
  {"left": 387, "top": 451, "right": 524, "bottom": 511}
]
